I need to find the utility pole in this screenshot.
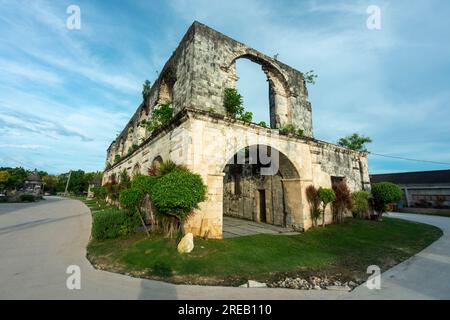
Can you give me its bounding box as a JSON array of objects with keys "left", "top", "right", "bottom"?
[{"left": 64, "top": 170, "right": 72, "bottom": 196}]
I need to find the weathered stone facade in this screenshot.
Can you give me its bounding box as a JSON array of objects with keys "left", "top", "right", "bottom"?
[{"left": 103, "top": 22, "right": 370, "bottom": 238}]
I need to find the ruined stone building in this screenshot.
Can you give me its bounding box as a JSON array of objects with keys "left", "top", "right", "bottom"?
[{"left": 103, "top": 21, "right": 370, "bottom": 239}]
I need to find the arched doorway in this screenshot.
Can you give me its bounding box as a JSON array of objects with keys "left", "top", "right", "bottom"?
[{"left": 222, "top": 145, "right": 300, "bottom": 228}]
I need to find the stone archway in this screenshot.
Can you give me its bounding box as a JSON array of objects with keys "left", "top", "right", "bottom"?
[
  {"left": 224, "top": 53, "right": 292, "bottom": 129},
  {"left": 222, "top": 144, "right": 302, "bottom": 228}
]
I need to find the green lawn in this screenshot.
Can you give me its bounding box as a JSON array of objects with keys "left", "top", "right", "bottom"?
[{"left": 87, "top": 217, "right": 442, "bottom": 286}]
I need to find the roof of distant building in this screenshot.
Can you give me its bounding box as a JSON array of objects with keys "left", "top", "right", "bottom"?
[{"left": 370, "top": 170, "right": 450, "bottom": 185}]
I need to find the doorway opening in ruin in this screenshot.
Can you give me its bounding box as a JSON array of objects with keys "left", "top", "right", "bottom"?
[
  {"left": 222, "top": 145, "right": 301, "bottom": 228},
  {"left": 235, "top": 58, "right": 271, "bottom": 126}
]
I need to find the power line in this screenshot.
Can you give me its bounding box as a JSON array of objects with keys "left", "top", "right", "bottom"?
[{"left": 369, "top": 152, "right": 450, "bottom": 166}]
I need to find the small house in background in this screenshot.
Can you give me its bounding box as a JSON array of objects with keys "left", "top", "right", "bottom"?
[
  {"left": 24, "top": 170, "right": 43, "bottom": 198},
  {"left": 370, "top": 170, "right": 450, "bottom": 209},
  {"left": 87, "top": 175, "right": 102, "bottom": 198}
]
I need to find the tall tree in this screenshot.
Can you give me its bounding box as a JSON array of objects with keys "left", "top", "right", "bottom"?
[{"left": 338, "top": 133, "right": 372, "bottom": 152}]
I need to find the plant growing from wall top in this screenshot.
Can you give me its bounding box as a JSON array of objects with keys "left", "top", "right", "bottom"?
[
  {"left": 305, "top": 70, "right": 318, "bottom": 85},
  {"left": 317, "top": 187, "right": 336, "bottom": 227},
  {"left": 114, "top": 154, "right": 121, "bottom": 164},
  {"left": 332, "top": 181, "right": 352, "bottom": 224},
  {"left": 224, "top": 88, "right": 244, "bottom": 117},
  {"left": 142, "top": 80, "right": 151, "bottom": 100},
  {"left": 338, "top": 133, "right": 372, "bottom": 152},
  {"left": 223, "top": 88, "right": 254, "bottom": 123},
  {"left": 258, "top": 121, "right": 268, "bottom": 128},
  {"left": 371, "top": 182, "right": 402, "bottom": 220},
  {"left": 279, "top": 124, "right": 304, "bottom": 137},
  {"left": 140, "top": 103, "right": 173, "bottom": 133},
  {"left": 306, "top": 185, "right": 321, "bottom": 228}
]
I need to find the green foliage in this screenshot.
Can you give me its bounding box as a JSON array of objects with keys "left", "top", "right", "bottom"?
[
  {"left": 127, "top": 144, "right": 139, "bottom": 156},
  {"left": 306, "top": 185, "right": 321, "bottom": 227},
  {"left": 258, "top": 121, "right": 268, "bottom": 128},
  {"left": 332, "top": 181, "right": 352, "bottom": 224},
  {"left": 157, "top": 160, "right": 187, "bottom": 176},
  {"left": 279, "top": 124, "right": 304, "bottom": 137},
  {"left": 223, "top": 88, "right": 244, "bottom": 117},
  {"left": 338, "top": 133, "right": 372, "bottom": 152},
  {"left": 0, "top": 167, "right": 28, "bottom": 190},
  {"left": 92, "top": 186, "right": 108, "bottom": 200},
  {"left": 0, "top": 170, "right": 10, "bottom": 190},
  {"left": 305, "top": 70, "right": 318, "bottom": 85},
  {"left": 317, "top": 188, "right": 336, "bottom": 227},
  {"left": 352, "top": 191, "right": 371, "bottom": 219},
  {"left": 114, "top": 154, "right": 121, "bottom": 164},
  {"left": 119, "top": 187, "right": 143, "bottom": 209},
  {"left": 118, "top": 169, "right": 131, "bottom": 190},
  {"left": 238, "top": 111, "right": 253, "bottom": 123},
  {"left": 131, "top": 175, "right": 157, "bottom": 194},
  {"left": 141, "top": 103, "right": 173, "bottom": 132},
  {"left": 19, "top": 194, "right": 35, "bottom": 202},
  {"left": 151, "top": 169, "right": 207, "bottom": 221},
  {"left": 318, "top": 188, "right": 336, "bottom": 204},
  {"left": 142, "top": 80, "right": 151, "bottom": 100},
  {"left": 91, "top": 208, "right": 140, "bottom": 240},
  {"left": 371, "top": 182, "right": 402, "bottom": 218}
]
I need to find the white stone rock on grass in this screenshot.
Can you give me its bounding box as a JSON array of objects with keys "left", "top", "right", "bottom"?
[{"left": 177, "top": 233, "right": 194, "bottom": 254}]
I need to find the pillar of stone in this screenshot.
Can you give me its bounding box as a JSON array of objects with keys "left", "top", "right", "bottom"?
[
  {"left": 281, "top": 178, "right": 303, "bottom": 229},
  {"left": 183, "top": 173, "right": 225, "bottom": 239}
]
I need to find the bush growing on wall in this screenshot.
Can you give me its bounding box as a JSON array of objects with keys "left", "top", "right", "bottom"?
[
  {"left": 224, "top": 88, "right": 244, "bottom": 117},
  {"left": 371, "top": 182, "right": 402, "bottom": 220},
  {"left": 91, "top": 208, "right": 140, "bottom": 240}
]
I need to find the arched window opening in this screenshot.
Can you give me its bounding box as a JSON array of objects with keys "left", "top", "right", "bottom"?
[{"left": 235, "top": 58, "right": 271, "bottom": 127}]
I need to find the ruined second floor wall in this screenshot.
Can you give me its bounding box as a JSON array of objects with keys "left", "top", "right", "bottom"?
[{"left": 106, "top": 21, "right": 315, "bottom": 166}]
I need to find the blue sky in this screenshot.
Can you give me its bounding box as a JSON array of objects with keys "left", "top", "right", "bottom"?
[{"left": 0, "top": 0, "right": 449, "bottom": 174}]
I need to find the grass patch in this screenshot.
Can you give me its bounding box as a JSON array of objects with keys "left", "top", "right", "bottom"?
[{"left": 87, "top": 217, "right": 442, "bottom": 286}]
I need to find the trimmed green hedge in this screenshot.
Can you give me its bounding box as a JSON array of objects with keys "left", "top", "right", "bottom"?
[
  {"left": 91, "top": 208, "right": 140, "bottom": 240},
  {"left": 150, "top": 169, "right": 206, "bottom": 220}
]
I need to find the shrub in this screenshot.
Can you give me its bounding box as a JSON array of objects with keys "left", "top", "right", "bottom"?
[
  {"left": 114, "top": 154, "right": 121, "bottom": 164},
  {"left": 20, "top": 194, "right": 35, "bottom": 202},
  {"left": 238, "top": 111, "right": 253, "bottom": 123},
  {"left": 142, "top": 80, "right": 151, "bottom": 100},
  {"left": 317, "top": 188, "right": 336, "bottom": 227},
  {"left": 306, "top": 185, "right": 321, "bottom": 227},
  {"left": 352, "top": 191, "right": 371, "bottom": 219},
  {"left": 91, "top": 208, "right": 139, "bottom": 240},
  {"left": 141, "top": 103, "right": 173, "bottom": 133},
  {"left": 92, "top": 186, "right": 108, "bottom": 200},
  {"left": 131, "top": 175, "right": 157, "bottom": 194},
  {"left": 224, "top": 88, "right": 244, "bottom": 117},
  {"left": 371, "top": 182, "right": 402, "bottom": 220},
  {"left": 151, "top": 169, "right": 206, "bottom": 221},
  {"left": 157, "top": 160, "right": 187, "bottom": 176},
  {"left": 279, "top": 124, "right": 304, "bottom": 137},
  {"left": 119, "top": 187, "right": 143, "bottom": 209},
  {"left": 332, "top": 181, "right": 352, "bottom": 224},
  {"left": 258, "top": 121, "right": 268, "bottom": 128}
]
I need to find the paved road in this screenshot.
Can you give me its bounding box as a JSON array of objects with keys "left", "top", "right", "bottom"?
[{"left": 0, "top": 197, "right": 448, "bottom": 299}]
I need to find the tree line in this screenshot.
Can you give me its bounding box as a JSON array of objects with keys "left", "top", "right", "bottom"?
[{"left": 0, "top": 167, "right": 102, "bottom": 195}]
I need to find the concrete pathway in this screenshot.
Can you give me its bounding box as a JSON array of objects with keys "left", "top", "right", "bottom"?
[
  {"left": 0, "top": 198, "right": 448, "bottom": 299},
  {"left": 223, "top": 216, "right": 299, "bottom": 238}
]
